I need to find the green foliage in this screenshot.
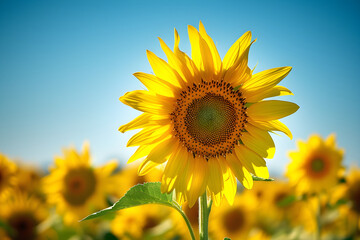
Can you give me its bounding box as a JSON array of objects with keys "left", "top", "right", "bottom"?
[
  {"left": 0, "top": 220, "right": 14, "bottom": 237},
  {"left": 82, "top": 182, "right": 174, "bottom": 221},
  {"left": 277, "top": 195, "right": 296, "bottom": 207}
]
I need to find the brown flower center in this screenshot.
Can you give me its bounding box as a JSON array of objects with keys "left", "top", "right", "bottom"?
[
  {"left": 222, "top": 208, "right": 245, "bottom": 233},
  {"left": 349, "top": 181, "right": 360, "bottom": 213},
  {"left": 63, "top": 167, "right": 96, "bottom": 206},
  {"left": 8, "top": 212, "right": 38, "bottom": 240},
  {"left": 171, "top": 80, "right": 247, "bottom": 158},
  {"left": 307, "top": 157, "right": 330, "bottom": 178}
]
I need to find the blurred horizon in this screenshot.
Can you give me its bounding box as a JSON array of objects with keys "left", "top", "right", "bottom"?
[{"left": 1, "top": 0, "right": 360, "bottom": 176}]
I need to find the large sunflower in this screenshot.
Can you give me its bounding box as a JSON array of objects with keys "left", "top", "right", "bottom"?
[
  {"left": 42, "top": 142, "right": 117, "bottom": 225},
  {"left": 119, "top": 22, "right": 299, "bottom": 206},
  {"left": 286, "top": 134, "right": 344, "bottom": 194}
]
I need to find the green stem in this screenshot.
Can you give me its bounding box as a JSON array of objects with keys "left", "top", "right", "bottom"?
[
  {"left": 176, "top": 206, "right": 196, "bottom": 240},
  {"left": 199, "top": 192, "right": 212, "bottom": 240},
  {"left": 315, "top": 196, "right": 321, "bottom": 240}
]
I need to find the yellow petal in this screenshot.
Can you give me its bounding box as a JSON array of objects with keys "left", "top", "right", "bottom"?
[
  {"left": 146, "top": 137, "right": 177, "bottom": 163},
  {"left": 162, "top": 145, "right": 187, "bottom": 193},
  {"left": 163, "top": 145, "right": 188, "bottom": 179},
  {"left": 138, "top": 159, "right": 159, "bottom": 176},
  {"left": 235, "top": 145, "right": 269, "bottom": 179},
  {"left": 207, "top": 158, "right": 224, "bottom": 195},
  {"left": 127, "top": 125, "right": 171, "bottom": 147},
  {"left": 96, "top": 160, "right": 118, "bottom": 176},
  {"left": 188, "top": 25, "right": 203, "bottom": 72},
  {"left": 247, "top": 100, "right": 299, "bottom": 121},
  {"left": 241, "top": 132, "right": 269, "bottom": 159},
  {"left": 119, "top": 113, "right": 168, "bottom": 133},
  {"left": 158, "top": 37, "right": 193, "bottom": 84},
  {"left": 199, "top": 21, "right": 222, "bottom": 76},
  {"left": 127, "top": 143, "right": 156, "bottom": 163},
  {"left": 250, "top": 119, "right": 293, "bottom": 139},
  {"left": 225, "top": 153, "right": 253, "bottom": 189},
  {"left": 188, "top": 25, "right": 214, "bottom": 81},
  {"left": 244, "top": 124, "right": 275, "bottom": 159},
  {"left": 242, "top": 66, "right": 292, "bottom": 91},
  {"left": 174, "top": 151, "right": 193, "bottom": 205},
  {"left": 245, "top": 85, "right": 293, "bottom": 103},
  {"left": 133, "top": 72, "right": 176, "bottom": 97},
  {"left": 187, "top": 156, "right": 208, "bottom": 207},
  {"left": 325, "top": 133, "right": 336, "bottom": 148},
  {"left": 218, "top": 157, "right": 237, "bottom": 205},
  {"left": 223, "top": 39, "right": 255, "bottom": 86},
  {"left": 223, "top": 31, "right": 252, "bottom": 71},
  {"left": 174, "top": 28, "right": 200, "bottom": 83},
  {"left": 120, "top": 90, "right": 172, "bottom": 114},
  {"left": 146, "top": 50, "right": 185, "bottom": 88}
]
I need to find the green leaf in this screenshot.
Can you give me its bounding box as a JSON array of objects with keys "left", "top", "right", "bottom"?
[
  {"left": 224, "top": 238, "right": 231, "bottom": 240},
  {"left": 82, "top": 182, "right": 174, "bottom": 221},
  {"left": 82, "top": 182, "right": 197, "bottom": 240},
  {"left": 277, "top": 195, "right": 296, "bottom": 207},
  {"left": 252, "top": 175, "right": 274, "bottom": 181},
  {"left": 0, "top": 219, "right": 14, "bottom": 237}
]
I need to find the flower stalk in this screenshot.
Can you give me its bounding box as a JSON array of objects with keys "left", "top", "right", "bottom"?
[{"left": 199, "top": 191, "right": 212, "bottom": 240}]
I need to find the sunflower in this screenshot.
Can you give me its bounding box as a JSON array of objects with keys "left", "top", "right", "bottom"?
[
  {"left": 110, "top": 205, "right": 170, "bottom": 240},
  {"left": 243, "top": 180, "right": 302, "bottom": 231},
  {"left": 119, "top": 21, "right": 298, "bottom": 206},
  {"left": 286, "top": 134, "right": 344, "bottom": 194},
  {"left": 42, "top": 142, "right": 117, "bottom": 225},
  {"left": 0, "top": 191, "right": 48, "bottom": 240},
  {"left": 109, "top": 163, "right": 162, "bottom": 200},
  {"left": 16, "top": 164, "right": 43, "bottom": 197},
  {"left": 333, "top": 167, "right": 360, "bottom": 214},
  {"left": 0, "top": 153, "right": 17, "bottom": 199},
  {"left": 209, "top": 194, "right": 255, "bottom": 240}
]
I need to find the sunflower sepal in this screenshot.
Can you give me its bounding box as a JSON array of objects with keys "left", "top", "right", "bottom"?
[{"left": 252, "top": 175, "right": 274, "bottom": 181}]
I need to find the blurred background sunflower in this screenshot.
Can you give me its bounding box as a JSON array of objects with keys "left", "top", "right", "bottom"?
[{"left": 42, "top": 142, "right": 117, "bottom": 225}]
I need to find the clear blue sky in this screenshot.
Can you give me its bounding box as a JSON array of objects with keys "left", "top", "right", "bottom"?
[{"left": 1, "top": 0, "right": 359, "bottom": 175}]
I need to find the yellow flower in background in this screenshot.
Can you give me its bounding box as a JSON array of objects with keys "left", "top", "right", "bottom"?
[
  {"left": 333, "top": 167, "right": 360, "bottom": 214},
  {"left": 209, "top": 194, "right": 255, "bottom": 239},
  {"left": 119, "top": 21, "right": 299, "bottom": 206},
  {"left": 243, "top": 181, "right": 301, "bottom": 227},
  {"left": 16, "top": 164, "right": 43, "bottom": 197},
  {"left": 0, "top": 191, "right": 49, "bottom": 240},
  {"left": 109, "top": 163, "right": 162, "bottom": 199},
  {"left": 286, "top": 134, "right": 344, "bottom": 194},
  {"left": 43, "top": 142, "right": 117, "bottom": 225},
  {"left": 0, "top": 153, "right": 17, "bottom": 199},
  {"left": 110, "top": 205, "right": 170, "bottom": 240}
]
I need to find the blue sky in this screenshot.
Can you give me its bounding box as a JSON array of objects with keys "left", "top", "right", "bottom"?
[{"left": 0, "top": 0, "right": 359, "bottom": 175}]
